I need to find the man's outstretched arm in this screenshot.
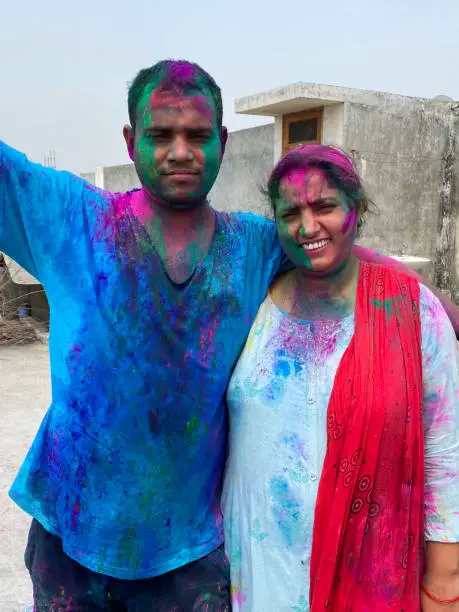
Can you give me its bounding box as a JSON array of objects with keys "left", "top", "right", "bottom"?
[
  {"left": 353, "top": 244, "right": 459, "bottom": 338},
  {"left": 0, "top": 141, "right": 89, "bottom": 283}
]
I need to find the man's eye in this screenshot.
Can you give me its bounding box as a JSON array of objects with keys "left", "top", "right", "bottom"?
[
  {"left": 147, "top": 132, "right": 169, "bottom": 141},
  {"left": 189, "top": 132, "right": 210, "bottom": 142}
]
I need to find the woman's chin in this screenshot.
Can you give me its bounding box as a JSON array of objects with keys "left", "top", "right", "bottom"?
[{"left": 297, "top": 256, "right": 337, "bottom": 276}]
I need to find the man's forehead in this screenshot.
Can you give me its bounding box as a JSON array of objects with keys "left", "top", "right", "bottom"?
[{"left": 138, "top": 86, "right": 216, "bottom": 124}]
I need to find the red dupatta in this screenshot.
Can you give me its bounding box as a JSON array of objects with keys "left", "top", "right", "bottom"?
[{"left": 310, "top": 262, "right": 424, "bottom": 611}]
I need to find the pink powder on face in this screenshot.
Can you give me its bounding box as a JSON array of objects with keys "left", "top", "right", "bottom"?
[
  {"left": 303, "top": 170, "right": 328, "bottom": 203},
  {"left": 148, "top": 90, "right": 214, "bottom": 124},
  {"left": 269, "top": 145, "right": 363, "bottom": 205},
  {"left": 283, "top": 168, "right": 307, "bottom": 189},
  {"left": 342, "top": 208, "right": 358, "bottom": 234},
  {"left": 282, "top": 168, "right": 329, "bottom": 205},
  {"left": 282, "top": 168, "right": 358, "bottom": 237}
]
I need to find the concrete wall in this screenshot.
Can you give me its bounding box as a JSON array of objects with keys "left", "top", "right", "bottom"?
[
  {"left": 322, "top": 103, "right": 345, "bottom": 149},
  {"left": 209, "top": 123, "right": 274, "bottom": 216},
  {"left": 454, "top": 108, "right": 459, "bottom": 301},
  {"left": 343, "top": 99, "right": 457, "bottom": 290},
  {"left": 77, "top": 102, "right": 459, "bottom": 296},
  {"left": 99, "top": 163, "right": 140, "bottom": 192},
  {"left": 81, "top": 163, "right": 139, "bottom": 192},
  {"left": 80, "top": 171, "right": 95, "bottom": 185},
  {"left": 435, "top": 104, "right": 459, "bottom": 299},
  {"left": 87, "top": 125, "right": 275, "bottom": 214},
  {"left": 25, "top": 286, "right": 49, "bottom": 323},
  {"left": 274, "top": 116, "right": 283, "bottom": 161},
  {"left": 0, "top": 274, "right": 49, "bottom": 323}
]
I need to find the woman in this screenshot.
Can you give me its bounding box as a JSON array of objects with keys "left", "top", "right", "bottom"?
[{"left": 222, "top": 145, "right": 459, "bottom": 611}]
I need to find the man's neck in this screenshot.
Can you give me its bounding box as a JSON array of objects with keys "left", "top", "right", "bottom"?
[
  {"left": 131, "top": 188, "right": 214, "bottom": 235},
  {"left": 130, "top": 188, "right": 216, "bottom": 283},
  {"left": 284, "top": 255, "right": 360, "bottom": 320}
]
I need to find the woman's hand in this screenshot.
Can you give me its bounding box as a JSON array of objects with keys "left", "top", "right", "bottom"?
[
  {"left": 421, "top": 585, "right": 459, "bottom": 611},
  {"left": 421, "top": 543, "right": 459, "bottom": 610},
  {"left": 421, "top": 570, "right": 459, "bottom": 610}
]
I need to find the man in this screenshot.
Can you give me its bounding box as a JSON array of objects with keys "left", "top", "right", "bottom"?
[{"left": 1, "top": 59, "right": 458, "bottom": 610}]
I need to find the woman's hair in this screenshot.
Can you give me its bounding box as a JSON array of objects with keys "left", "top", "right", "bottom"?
[{"left": 266, "top": 145, "right": 376, "bottom": 232}]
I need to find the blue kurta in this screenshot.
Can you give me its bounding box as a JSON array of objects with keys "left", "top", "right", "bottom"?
[{"left": 0, "top": 142, "right": 284, "bottom": 579}]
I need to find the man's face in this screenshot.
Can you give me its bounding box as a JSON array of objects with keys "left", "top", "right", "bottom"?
[{"left": 124, "top": 86, "right": 226, "bottom": 209}]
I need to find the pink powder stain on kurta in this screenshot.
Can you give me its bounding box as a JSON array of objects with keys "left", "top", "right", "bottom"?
[{"left": 130, "top": 189, "right": 154, "bottom": 224}]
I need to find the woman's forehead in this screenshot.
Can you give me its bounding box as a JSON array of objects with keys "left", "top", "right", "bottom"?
[{"left": 280, "top": 167, "right": 337, "bottom": 201}]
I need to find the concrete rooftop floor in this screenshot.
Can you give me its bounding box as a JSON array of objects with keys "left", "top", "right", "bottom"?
[{"left": 0, "top": 342, "right": 50, "bottom": 612}]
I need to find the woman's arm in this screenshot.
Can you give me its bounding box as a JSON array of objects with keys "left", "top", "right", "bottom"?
[
  {"left": 419, "top": 285, "right": 459, "bottom": 610},
  {"left": 422, "top": 543, "right": 459, "bottom": 611},
  {"left": 353, "top": 245, "right": 459, "bottom": 338}
]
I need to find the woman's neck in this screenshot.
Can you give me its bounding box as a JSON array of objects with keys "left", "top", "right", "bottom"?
[{"left": 274, "top": 255, "right": 360, "bottom": 320}]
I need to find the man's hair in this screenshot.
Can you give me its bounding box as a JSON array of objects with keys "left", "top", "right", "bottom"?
[
  {"left": 267, "top": 144, "right": 376, "bottom": 232},
  {"left": 127, "top": 59, "right": 223, "bottom": 130}
]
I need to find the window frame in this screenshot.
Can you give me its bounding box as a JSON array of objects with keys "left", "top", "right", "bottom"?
[{"left": 282, "top": 108, "right": 323, "bottom": 155}]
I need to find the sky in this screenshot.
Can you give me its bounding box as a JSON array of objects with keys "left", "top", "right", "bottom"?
[{"left": 1, "top": 0, "right": 458, "bottom": 174}]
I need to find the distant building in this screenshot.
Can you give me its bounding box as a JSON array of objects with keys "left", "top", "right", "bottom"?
[
  {"left": 6, "top": 81, "right": 457, "bottom": 305},
  {"left": 0, "top": 255, "right": 49, "bottom": 323},
  {"left": 81, "top": 81, "right": 458, "bottom": 296}
]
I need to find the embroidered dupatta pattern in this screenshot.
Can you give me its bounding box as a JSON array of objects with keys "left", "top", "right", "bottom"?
[{"left": 310, "top": 263, "right": 424, "bottom": 611}]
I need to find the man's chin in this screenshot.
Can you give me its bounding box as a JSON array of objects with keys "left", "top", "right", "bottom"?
[
  {"left": 141, "top": 184, "right": 208, "bottom": 211},
  {"left": 163, "top": 194, "right": 208, "bottom": 210}
]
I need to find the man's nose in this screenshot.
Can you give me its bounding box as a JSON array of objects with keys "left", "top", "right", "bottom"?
[{"left": 167, "top": 135, "right": 192, "bottom": 162}]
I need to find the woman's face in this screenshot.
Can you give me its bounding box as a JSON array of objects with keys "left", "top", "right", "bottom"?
[{"left": 275, "top": 167, "right": 358, "bottom": 276}]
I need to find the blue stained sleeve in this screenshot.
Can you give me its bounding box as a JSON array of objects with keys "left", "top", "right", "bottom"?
[
  {"left": 0, "top": 141, "right": 89, "bottom": 283},
  {"left": 420, "top": 283, "right": 459, "bottom": 542}
]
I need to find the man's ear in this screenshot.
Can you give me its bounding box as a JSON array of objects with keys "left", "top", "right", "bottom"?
[
  {"left": 123, "top": 124, "right": 135, "bottom": 161},
  {"left": 220, "top": 126, "right": 228, "bottom": 160}
]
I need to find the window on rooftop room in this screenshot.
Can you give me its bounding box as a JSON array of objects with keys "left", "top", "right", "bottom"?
[{"left": 282, "top": 108, "right": 323, "bottom": 154}]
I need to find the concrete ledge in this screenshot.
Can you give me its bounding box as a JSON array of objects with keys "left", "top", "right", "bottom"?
[
  {"left": 389, "top": 255, "right": 431, "bottom": 271},
  {"left": 2, "top": 255, "right": 40, "bottom": 286}
]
